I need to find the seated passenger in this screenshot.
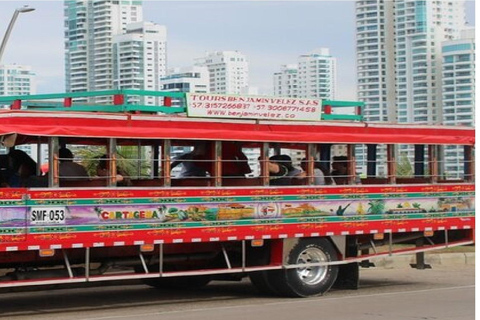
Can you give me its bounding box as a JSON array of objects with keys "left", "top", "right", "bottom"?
[
  {"left": 59, "top": 147, "right": 89, "bottom": 180},
  {"left": 268, "top": 155, "right": 301, "bottom": 185},
  {"left": 331, "top": 156, "right": 361, "bottom": 185},
  {"left": 6, "top": 149, "right": 37, "bottom": 187},
  {"left": 300, "top": 158, "right": 326, "bottom": 185},
  {"left": 171, "top": 142, "right": 210, "bottom": 177},
  {"left": 221, "top": 142, "right": 252, "bottom": 177},
  {"left": 331, "top": 156, "right": 348, "bottom": 185}
]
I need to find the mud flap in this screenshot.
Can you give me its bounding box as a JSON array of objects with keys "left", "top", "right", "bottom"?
[{"left": 332, "top": 262, "right": 359, "bottom": 290}]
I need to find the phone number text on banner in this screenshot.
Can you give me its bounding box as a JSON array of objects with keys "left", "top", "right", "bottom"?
[{"left": 186, "top": 93, "right": 322, "bottom": 121}]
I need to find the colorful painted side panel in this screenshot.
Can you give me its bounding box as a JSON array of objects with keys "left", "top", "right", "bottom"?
[
  {"left": 0, "top": 185, "right": 475, "bottom": 251},
  {"left": 0, "top": 189, "right": 27, "bottom": 243}
]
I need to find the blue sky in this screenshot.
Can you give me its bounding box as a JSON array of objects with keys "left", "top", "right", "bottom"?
[{"left": 0, "top": 1, "right": 476, "bottom": 99}]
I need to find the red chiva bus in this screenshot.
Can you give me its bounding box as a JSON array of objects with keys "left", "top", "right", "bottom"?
[{"left": 0, "top": 90, "right": 474, "bottom": 297}]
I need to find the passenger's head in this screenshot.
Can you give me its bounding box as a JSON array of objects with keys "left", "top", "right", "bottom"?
[
  {"left": 96, "top": 155, "right": 108, "bottom": 176},
  {"left": 332, "top": 156, "right": 348, "bottom": 173},
  {"left": 59, "top": 147, "right": 74, "bottom": 162},
  {"left": 269, "top": 154, "right": 294, "bottom": 171},
  {"left": 7, "top": 149, "right": 37, "bottom": 177}
]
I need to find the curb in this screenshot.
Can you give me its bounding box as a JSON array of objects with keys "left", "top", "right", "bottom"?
[{"left": 369, "top": 252, "right": 475, "bottom": 269}]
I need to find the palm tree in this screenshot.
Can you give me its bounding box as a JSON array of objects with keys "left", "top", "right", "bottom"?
[{"left": 367, "top": 200, "right": 386, "bottom": 215}]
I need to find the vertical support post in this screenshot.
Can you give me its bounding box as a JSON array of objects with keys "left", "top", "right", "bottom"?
[
  {"left": 323, "top": 105, "right": 332, "bottom": 115},
  {"left": 113, "top": 94, "right": 124, "bottom": 105},
  {"left": 356, "top": 105, "right": 362, "bottom": 116},
  {"left": 241, "top": 240, "right": 246, "bottom": 272},
  {"left": 428, "top": 145, "right": 438, "bottom": 183},
  {"left": 107, "top": 138, "right": 117, "bottom": 187},
  {"left": 414, "top": 144, "right": 425, "bottom": 178},
  {"left": 366, "top": 144, "right": 377, "bottom": 177},
  {"left": 215, "top": 141, "right": 222, "bottom": 187},
  {"left": 307, "top": 144, "right": 316, "bottom": 185},
  {"left": 410, "top": 238, "right": 432, "bottom": 269},
  {"left": 63, "top": 97, "right": 72, "bottom": 107},
  {"left": 387, "top": 144, "right": 396, "bottom": 184},
  {"left": 48, "top": 137, "right": 59, "bottom": 187},
  {"left": 163, "top": 139, "right": 171, "bottom": 187},
  {"left": 10, "top": 99, "right": 21, "bottom": 110},
  {"left": 346, "top": 144, "right": 356, "bottom": 185},
  {"left": 464, "top": 145, "right": 474, "bottom": 182},
  {"left": 159, "top": 243, "right": 164, "bottom": 277},
  {"left": 85, "top": 247, "right": 90, "bottom": 281},
  {"left": 261, "top": 142, "right": 269, "bottom": 186}
]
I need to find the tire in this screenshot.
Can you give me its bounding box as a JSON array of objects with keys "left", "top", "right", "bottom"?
[{"left": 268, "top": 238, "right": 339, "bottom": 297}]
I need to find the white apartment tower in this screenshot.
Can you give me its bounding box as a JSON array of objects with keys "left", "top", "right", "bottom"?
[
  {"left": 356, "top": 0, "right": 466, "bottom": 124},
  {"left": 298, "top": 48, "right": 336, "bottom": 100},
  {"left": 355, "top": 0, "right": 467, "bottom": 177},
  {"left": 195, "top": 51, "right": 249, "bottom": 95},
  {"left": 441, "top": 28, "right": 475, "bottom": 178},
  {"left": 274, "top": 64, "right": 298, "bottom": 97},
  {"left": 160, "top": 66, "right": 210, "bottom": 106},
  {"left": 64, "top": 0, "right": 143, "bottom": 95},
  {"left": 0, "top": 65, "right": 36, "bottom": 97},
  {"left": 113, "top": 21, "right": 167, "bottom": 105},
  {"left": 273, "top": 49, "right": 336, "bottom": 100}
]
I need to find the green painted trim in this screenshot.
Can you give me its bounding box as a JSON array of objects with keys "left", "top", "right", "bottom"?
[
  {"left": 22, "top": 191, "right": 475, "bottom": 207},
  {"left": 322, "top": 100, "right": 365, "bottom": 107},
  {"left": 321, "top": 114, "right": 363, "bottom": 121}
]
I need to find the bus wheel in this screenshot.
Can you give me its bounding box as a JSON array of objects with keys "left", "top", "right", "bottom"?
[{"left": 271, "top": 238, "right": 338, "bottom": 297}]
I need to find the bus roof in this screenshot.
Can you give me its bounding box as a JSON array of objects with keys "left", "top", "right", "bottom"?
[{"left": 0, "top": 109, "right": 474, "bottom": 146}]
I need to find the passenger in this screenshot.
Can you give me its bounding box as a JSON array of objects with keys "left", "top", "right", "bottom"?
[
  {"left": 96, "top": 155, "right": 132, "bottom": 186},
  {"left": 331, "top": 156, "right": 348, "bottom": 185},
  {"left": 221, "top": 142, "right": 251, "bottom": 177},
  {"left": 300, "top": 158, "right": 326, "bottom": 185},
  {"left": 171, "top": 142, "right": 210, "bottom": 177},
  {"left": 6, "top": 149, "right": 37, "bottom": 187},
  {"left": 59, "top": 147, "right": 89, "bottom": 180},
  {"left": 268, "top": 154, "right": 301, "bottom": 185},
  {"left": 331, "top": 156, "right": 361, "bottom": 185}
]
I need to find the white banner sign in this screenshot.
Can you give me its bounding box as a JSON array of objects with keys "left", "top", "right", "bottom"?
[{"left": 186, "top": 93, "right": 322, "bottom": 121}]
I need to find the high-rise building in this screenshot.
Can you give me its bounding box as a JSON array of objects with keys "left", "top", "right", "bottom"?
[
  {"left": 356, "top": 0, "right": 466, "bottom": 124},
  {"left": 355, "top": 0, "right": 467, "bottom": 177},
  {"left": 113, "top": 21, "right": 167, "bottom": 105},
  {"left": 273, "top": 48, "right": 336, "bottom": 100},
  {"left": 0, "top": 64, "right": 36, "bottom": 97},
  {"left": 298, "top": 48, "right": 336, "bottom": 100},
  {"left": 160, "top": 66, "right": 210, "bottom": 106},
  {"left": 441, "top": 28, "right": 475, "bottom": 178},
  {"left": 0, "top": 64, "right": 36, "bottom": 156},
  {"left": 195, "top": 51, "right": 249, "bottom": 95},
  {"left": 64, "top": 0, "right": 145, "bottom": 98},
  {"left": 273, "top": 64, "right": 298, "bottom": 97}
]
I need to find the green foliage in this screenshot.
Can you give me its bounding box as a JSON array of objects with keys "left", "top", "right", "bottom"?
[
  {"left": 396, "top": 153, "right": 413, "bottom": 177},
  {"left": 75, "top": 145, "right": 151, "bottom": 178},
  {"left": 367, "top": 200, "right": 386, "bottom": 215}
]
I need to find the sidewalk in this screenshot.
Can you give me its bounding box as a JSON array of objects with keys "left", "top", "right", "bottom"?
[{"left": 370, "top": 252, "right": 475, "bottom": 269}]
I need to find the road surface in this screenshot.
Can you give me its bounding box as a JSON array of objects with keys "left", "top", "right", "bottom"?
[{"left": 0, "top": 265, "right": 474, "bottom": 320}]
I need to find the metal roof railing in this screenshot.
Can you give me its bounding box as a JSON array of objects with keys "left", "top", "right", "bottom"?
[{"left": 0, "top": 90, "right": 365, "bottom": 121}]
